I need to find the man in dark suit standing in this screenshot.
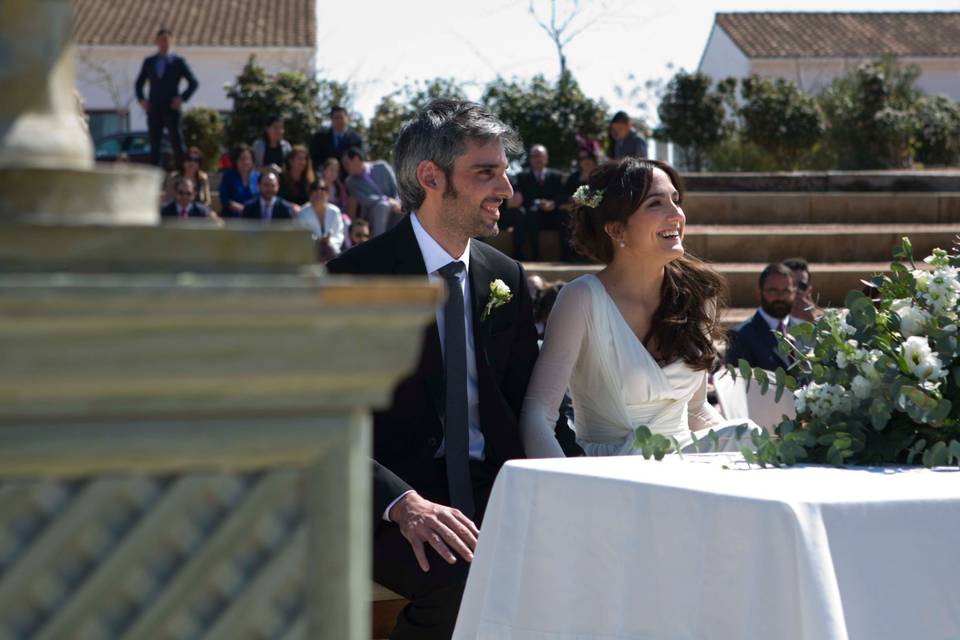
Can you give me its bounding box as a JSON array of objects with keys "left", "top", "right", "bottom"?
[
  {"left": 241, "top": 171, "right": 294, "bottom": 222},
  {"left": 309, "top": 105, "right": 364, "bottom": 171},
  {"left": 727, "top": 262, "right": 803, "bottom": 372},
  {"left": 328, "top": 99, "right": 569, "bottom": 639},
  {"left": 134, "top": 28, "right": 198, "bottom": 169},
  {"left": 515, "top": 144, "right": 569, "bottom": 261}
]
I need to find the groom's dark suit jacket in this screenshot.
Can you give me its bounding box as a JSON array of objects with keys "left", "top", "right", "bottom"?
[{"left": 327, "top": 214, "right": 542, "bottom": 522}]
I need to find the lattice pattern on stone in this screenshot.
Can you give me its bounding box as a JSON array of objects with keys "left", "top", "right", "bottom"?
[{"left": 0, "top": 471, "right": 308, "bottom": 639}]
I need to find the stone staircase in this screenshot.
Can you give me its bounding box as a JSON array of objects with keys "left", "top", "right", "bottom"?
[{"left": 486, "top": 188, "right": 960, "bottom": 326}]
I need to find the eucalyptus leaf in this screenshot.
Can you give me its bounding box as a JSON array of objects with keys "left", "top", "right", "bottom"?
[{"left": 738, "top": 359, "right": 752, "bottom": 391}]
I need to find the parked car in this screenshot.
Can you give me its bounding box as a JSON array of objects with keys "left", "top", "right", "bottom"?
[{"left": 94, "top": 131, "right": 172, "bottom": 168}]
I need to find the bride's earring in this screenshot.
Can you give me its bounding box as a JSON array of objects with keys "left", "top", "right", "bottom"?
[{"left": 619, "top": 240, "right": 625, "bottom": 248}]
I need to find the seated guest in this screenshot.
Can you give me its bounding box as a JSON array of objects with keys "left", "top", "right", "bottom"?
[
  {"left": 160, "top": 176, "right": 220, "bottom": 224},
  {"left": 164, "top": 146, "right": 211, "bottom": 205},
  {"left": 296, "top": 178, "right": 345, "bottom": 261},
  {"left": 563, "top": 143, "right": 600, "bottom": 204},
  {"left": 252, "top": 114, "right": 291, "bottom": 173},
  {"left": 219, "top": 144, "right": 259, "bottom": 217},
  {"left": 309, "top": 105, "right": 363, "bottom": 173},
  {"left": 342, "top": 147, "right": 401, "bottom": 238},
  {"left": 515, "top": 144, "right": 569, "bottom": 261},
  {"left": 321, "top": 157, "right": 351, "bottom": 214},
  {"left": 241, "top": 170, "right": 294, "bottom": 222},
  {"left": 344, "top": 218, "right": 370, "bottom": 249},
  {"left": 783, "top": 257, "right": 821, "bottom": 322},
  {"left": 726, "top": 263, "right": 802, "bottom": 371},
  {"left": 607, "top": 110, "right": 647, "bottom": 160},
  {"left": 279, "top": 144, "right": 314, "bottom": 208}
]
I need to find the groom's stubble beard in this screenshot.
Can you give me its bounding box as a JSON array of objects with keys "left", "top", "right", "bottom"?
[{"left": 441, "top": 181, "right": 499, "bottom": 240}]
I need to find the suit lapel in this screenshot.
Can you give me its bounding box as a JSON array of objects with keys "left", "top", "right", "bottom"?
[
  {"left": 468, "top": 244, "right": 492, "bottom": 344},
  {"left": 391, "top": 216, "right": 445, "bottom": 422},
  {"left": 753, "top": 312, "right": 788, "bottom": 369}
]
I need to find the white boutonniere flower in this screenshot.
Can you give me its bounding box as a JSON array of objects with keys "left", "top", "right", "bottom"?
[{"left": 481, "top": 279, "right": 513, "bottom": 321}]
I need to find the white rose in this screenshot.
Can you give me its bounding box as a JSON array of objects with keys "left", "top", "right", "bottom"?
[
  {"left": 895, "top": 304, "right": 929, "bottom": 338},
  {"left": 851, "top": 375, "right": 873, "bottom": 399},
  {"left": 901, "top": 336, "right": 947, "bottom": 380},
  {"left": 490, "top": 279, "right": 510, "bottom": 298},
  {"left": 913, "top": 270, "right": 930, "bottom": 290}
]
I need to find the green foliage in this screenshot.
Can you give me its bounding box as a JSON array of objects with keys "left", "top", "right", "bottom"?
[
  {"left": 704, "top": 132, "right": 782, "bottom": 172},
  {"left": 914, "top": 95, "right": 960, "bottom": 167},
  {"left": 654, "top": 71, "right": 733, "bottom": 171},
  {"left": 367, "top": 78, "right": 469, "bottom": 162},
  {"left": 181, "top": 107, "right": 224, "bottom": 172},
  {"left": 224, "top": 56, "right": 322, "bottom": 150},
  {"left": 482, "top": 71, "right": 608, "bottom": 169},
  {"left": 738, "top": 76, "right": 823, "bottom": 170},
  {"left": 818, "top": 56, "right": 922, "bottom": 169}
]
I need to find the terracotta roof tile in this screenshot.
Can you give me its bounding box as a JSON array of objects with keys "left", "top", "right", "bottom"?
[
  {"left": 74, "top": 0, "right": 315, "bottom": 48},
  {"left": 716, "top": 12, "right": 960, "bottom": 58}
]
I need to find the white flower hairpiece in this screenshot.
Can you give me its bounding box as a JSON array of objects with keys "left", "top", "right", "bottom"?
[{"left": 572, "top": 185, "right": 605, "bottom": 208}]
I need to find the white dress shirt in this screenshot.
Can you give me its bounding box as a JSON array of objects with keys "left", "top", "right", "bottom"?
[
  {"left": 383, "top": 213, "right": 486, "bottom": 521},
  {"left": 260, "top": 197, "right": 275, "bottom": 221},
  {"left": 757, "top": 306, "right": 792, "bottom": 331}
]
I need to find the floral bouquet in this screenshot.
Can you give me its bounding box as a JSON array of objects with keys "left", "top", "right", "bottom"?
[{"left": 733, "top": 237, "right": 960, "bottom": 468}]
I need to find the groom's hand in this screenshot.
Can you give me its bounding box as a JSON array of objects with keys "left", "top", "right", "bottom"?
[{"left": 388, "top": 492, "right": 479, "bottom": 572}]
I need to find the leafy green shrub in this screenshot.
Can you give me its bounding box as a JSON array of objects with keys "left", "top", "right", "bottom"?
[{"left": 182, "top": 107, "right": 223, "bottom": 172}]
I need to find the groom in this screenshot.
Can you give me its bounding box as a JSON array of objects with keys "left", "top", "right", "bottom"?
[{"left": 328, "top": 99, "right": 560, "bottom": 639}]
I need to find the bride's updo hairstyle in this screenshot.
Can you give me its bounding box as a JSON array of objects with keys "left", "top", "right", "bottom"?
[{"left": 571, "top": 158, "right": 728, "bottom": 371}]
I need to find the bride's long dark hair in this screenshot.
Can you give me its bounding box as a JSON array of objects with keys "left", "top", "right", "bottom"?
[{"left": 571, "top": 158, "right": 728, "bottom": 371}]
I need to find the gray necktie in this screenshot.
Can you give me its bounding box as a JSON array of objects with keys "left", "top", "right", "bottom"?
[{"left": 437, "top": 261, "right": 474, "bottom": 518}]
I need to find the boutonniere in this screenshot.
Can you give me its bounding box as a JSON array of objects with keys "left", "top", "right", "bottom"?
[{"left": 481, "top": 279, "right": 513, "bottom": 321}]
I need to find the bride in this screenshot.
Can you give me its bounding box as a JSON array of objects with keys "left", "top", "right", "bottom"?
[{"left": 520, "top": 158, "right": 756, "bottom": 457}]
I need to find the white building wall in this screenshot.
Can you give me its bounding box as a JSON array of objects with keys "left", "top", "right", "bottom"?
[
  {"left": 697, "top": 24, "right": 751, "bottom": 83},
  {"left": 75, "top": 45, "right": 314, "bottom": 133},
  {"left": 747, "top": 56, "right": 960, "bottom": 100}
]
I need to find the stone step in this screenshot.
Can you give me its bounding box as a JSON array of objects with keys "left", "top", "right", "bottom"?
[
  {"left": 487, "top": 224, "right": 959, "bottom": 264},
  {"left": 681, "top": 192, "right": 960, "bottom": 225},
  {"left": 525, "top": 261, "right": 896, "bottom": 308},
  {"left": 683, "top": 224, "right": 959, "bottom": 263},
  {"left": 681, "top": 170, "right": 960, "bottom": 192}
]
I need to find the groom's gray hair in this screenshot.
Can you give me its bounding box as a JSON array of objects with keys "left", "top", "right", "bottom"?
[{"left": 394, "top": 98, "right": 521, "bottom": 212}]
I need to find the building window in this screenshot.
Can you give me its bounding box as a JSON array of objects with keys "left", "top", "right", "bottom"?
[{"left": 87, "top": 110, "right": 129, "bottom": 142}]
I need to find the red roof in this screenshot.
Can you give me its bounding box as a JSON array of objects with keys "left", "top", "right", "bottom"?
[
  {"left": 74, "top": 0, "right": 316, "bottom": 48},
  {"left": 716, "top": 12, "right": 960, "bottom": 58}
]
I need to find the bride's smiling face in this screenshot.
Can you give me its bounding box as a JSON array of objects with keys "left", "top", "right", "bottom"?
[{"left": 610, "top": 167, "right": 685, "bottom": 262}]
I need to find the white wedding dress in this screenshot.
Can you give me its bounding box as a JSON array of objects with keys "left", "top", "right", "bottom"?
[{"left": 521, "top": 274, "right": 757, "bottom": 457}]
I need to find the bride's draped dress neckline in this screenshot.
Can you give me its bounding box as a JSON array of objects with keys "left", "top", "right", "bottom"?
[{"left": 519, "top": 273, "right": 724, "bottom": 457}]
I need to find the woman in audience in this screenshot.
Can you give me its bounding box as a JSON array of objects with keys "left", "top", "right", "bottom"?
[
  {"left": 164, "top": 147, "right": 211, "bottom": 205},
  {"left": 563, "top": 143, "right": 600, "bottom": 204},
  {"left": 279, "top": 145, "right": 314, "bottom": 208},
  {"left": 296, "top": 178, "right": 345, "bottom": 262},
  {"left": 321, "top": 157, "right": 352, "bottom": 218},
  {"left": 252, "top": 115, "right": 291, "bottom": 173},
  {"left": 219, "top": 144, "right": 259, "bottom": 217}
]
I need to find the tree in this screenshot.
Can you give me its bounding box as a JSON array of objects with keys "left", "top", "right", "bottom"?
[
  {"left": 366, "top": 78, "right": 468, "bottom": 162},
  {"left": 182, "top": 107, "right": 224, "bottom": 172},
  {"left": 482, "top": 71, "right": 608, "bottom": 169},
  {"left": 739, "top": 76, "right": 823, "bottom": 170},
  {"left": 528, "top": 0, "right": 606, "bottom": 78},
  {"left": 914, "top": 94, "right": 960, "bottom": 167},
  {"left": 655, "top": 71, "right": 733, "bottom": 171},
  {"left": 224, "top": 56, "right": 322, "bottom": 150},
  {"left": 818, "top": 56, "right": 922, "bottom": 169}
]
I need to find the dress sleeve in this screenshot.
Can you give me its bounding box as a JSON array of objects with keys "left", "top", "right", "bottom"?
[
  {"left": 520, "top": 280, "right": 591, "bottom": 458},
  {"left": 688, "top": 370, "right": 725, "bottom": 430}
]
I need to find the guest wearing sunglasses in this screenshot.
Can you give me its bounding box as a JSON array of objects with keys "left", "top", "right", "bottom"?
[
  {"left": 783, "top": 257, "right": 821, "bottom": 322},
  {"left": 296, "top": 178, "right": 345, "bottom": 261},
  {"left": 164, "top": 146, "right": 211, "bottom": 205},
  {"left": 160, "top": 176, "right": 221, "bottom": 225}
]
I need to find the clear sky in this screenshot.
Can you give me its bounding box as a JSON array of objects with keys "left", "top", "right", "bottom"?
[{"left": 317, "top": 0, "right": 958, "bottom": 125}]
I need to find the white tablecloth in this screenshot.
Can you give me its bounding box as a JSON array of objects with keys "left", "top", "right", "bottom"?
[{"left": 454, "top": 454, "right": 960, "bottom": 640}]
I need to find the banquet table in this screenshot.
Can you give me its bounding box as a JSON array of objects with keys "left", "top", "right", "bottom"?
[{"left": 453, "top": 454, "right": 960, "bottom": 640}]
